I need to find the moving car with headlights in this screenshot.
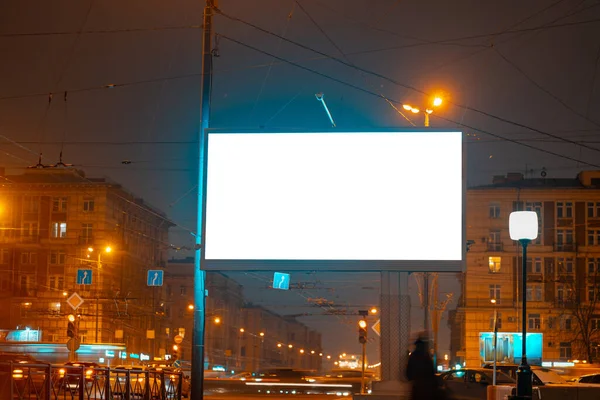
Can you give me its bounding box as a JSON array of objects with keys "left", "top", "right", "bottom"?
[
  {"left": 56, "top": 361, "right": 101, "bottom": 391},
  {"left": 0, "top": 353, "right": 48, "bottom": 396}
]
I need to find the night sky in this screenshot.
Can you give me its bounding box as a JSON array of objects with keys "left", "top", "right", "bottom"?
[{"left": 2, "top": 0, "right": 600, "bottom": 365}]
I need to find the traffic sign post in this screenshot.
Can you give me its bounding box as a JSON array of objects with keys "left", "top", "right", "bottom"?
[
  {"left": 147, "top": 270, "right": 164, "bottom": 286},
  {"left": 77, "top": 269, "right": 93, "bottom": 285},
  {"left": 272, "top": 272, "right": 290, "bottom": 290}
]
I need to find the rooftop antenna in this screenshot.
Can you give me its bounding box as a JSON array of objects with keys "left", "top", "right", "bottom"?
[
  {"left": 50, "top": 151, "right": 74, "bottom": 168},
  {"left": 28, "top": 153, "right": 50, "bottom": 169},
  {"left": 315, "top": 92, "right": 336, "bottom": 127}
]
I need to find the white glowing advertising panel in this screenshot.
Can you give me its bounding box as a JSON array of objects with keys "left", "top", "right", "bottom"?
[{"left": 203, "top": 130, "right": 464, "bottom": 271}]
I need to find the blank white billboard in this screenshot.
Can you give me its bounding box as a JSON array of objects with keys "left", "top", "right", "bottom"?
[{"left": 203, "top": 130, "right": 464, "bottom": 271}]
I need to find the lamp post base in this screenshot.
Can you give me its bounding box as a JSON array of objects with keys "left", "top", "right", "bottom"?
[{"left": 511, "top": 362, "right": 533, "bottom": 399}]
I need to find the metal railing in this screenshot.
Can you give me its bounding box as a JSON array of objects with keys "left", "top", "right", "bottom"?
[{"left": 1, "top": 363, "right": 184, "bottom": 400}]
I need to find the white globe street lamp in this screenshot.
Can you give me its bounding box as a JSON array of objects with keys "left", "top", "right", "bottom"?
[{"left": 509, "top": 211, "right": 538, "bottom": 399}]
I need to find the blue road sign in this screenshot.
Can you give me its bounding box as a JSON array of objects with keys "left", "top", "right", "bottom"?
[
  {"left": 77, "top": 269, "right": 93, "bottom": 285},
  {"left": 273, "top": 272, "right": 290, "bottom": 290},
  {"left": 147, "top": 270, "right": 164, "bottom": 286}
]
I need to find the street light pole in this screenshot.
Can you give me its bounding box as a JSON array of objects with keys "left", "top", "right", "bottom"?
[
  {"left": 491, "top": 299, "right": 498, "bottom": 386},
  {"left": 509, "top": 211, "right": 538, "bottom": 400}
]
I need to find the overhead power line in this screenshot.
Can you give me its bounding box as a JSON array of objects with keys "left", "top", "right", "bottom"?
[
  {"left": 0, "top": 24, "right": 202, "bottom": 37},
  {"left": 218, "top": 33, "right": 600, "bottom": 169}
]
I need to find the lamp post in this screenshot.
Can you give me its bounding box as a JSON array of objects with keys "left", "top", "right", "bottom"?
[
  {"left": 491, "top": 298, "right": 498, "bottom": 386},
  {"left": 87, "top": 246, "right": 112, "bottom": 343},
  {"left": 402, "top": 96, "right": 443, "bottom": 127},
  {"left": 509, "top": 211, "right": 538, "bottom": 400}
]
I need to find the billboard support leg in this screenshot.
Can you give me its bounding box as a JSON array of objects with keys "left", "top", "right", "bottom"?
[{"left": 372, "top": 271, "right": 411, "bottom": 397}]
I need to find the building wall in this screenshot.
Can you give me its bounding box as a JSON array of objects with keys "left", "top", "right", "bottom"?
[
  {"left": 0, "top": 168, "right": 170, "bottom": 358},
  {"left": 164, "top": 259, "right": 323, "bottom": 372},
  {"left": 457, "top": 171, "right": 600, "bottom": 367}
]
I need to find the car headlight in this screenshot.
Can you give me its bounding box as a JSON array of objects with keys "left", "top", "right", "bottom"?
[
  {"left": 12, "top": 369, "right": 24, "bottom": 379},
  {"left": 59, "top": 368, "right": 66, "bottom": 377}
]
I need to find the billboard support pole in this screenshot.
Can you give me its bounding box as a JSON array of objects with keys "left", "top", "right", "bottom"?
[
  {"left": 376, "top": 271, "right": 411, "bottom": 395},
  {"left": 192, "top": 1, "right": 214, "bottom": 399}
]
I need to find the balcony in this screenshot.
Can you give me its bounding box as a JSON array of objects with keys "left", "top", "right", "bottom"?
[
  {"left": 554, "top": 243, "right": 577, "bottom": 252},
  {"left": 487, "top": 242, "right": 504, "bottom": 252}
]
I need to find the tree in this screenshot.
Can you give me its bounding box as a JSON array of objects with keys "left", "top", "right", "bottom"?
[{"left": 556, "top": 260, "right": 600, "bottom": 363}]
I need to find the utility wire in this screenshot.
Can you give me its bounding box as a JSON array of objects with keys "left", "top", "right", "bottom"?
[
  {"left": 0, "top": 24, "right": 201, "bottom": 37},
  {"left": 218, "top": 33, "right": 600, "bottom": 169}
]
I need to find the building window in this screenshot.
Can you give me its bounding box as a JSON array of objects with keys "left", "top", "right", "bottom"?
[
  {"left": 588, "top": 286, "right": 600, "bottom": 302},
  {"left": 556, "top": 229, "right": 574, "bottom": 250},
  {"left": 588, "top": 258, "right": 600, "bottom": 275},
  {"left": 0, "top": 222, "right": 11, "bottom": 238},
  {"left": 82, "top": 223, "right": 93, "bottom": 238},
  {"left": 588, "top": 202, "right": 600, "bottom": 218},
  {"left": 559, "top": 342, "right": 572, "bottom": 359},
  {"left": 557, "top": 257, "right": 574, "bottom": 274},
  {"left": 49, "top": 251, "right": 66, "bottom": 265},
  {"left": 560, "top": 316, "right": 572, "bottom": 331},
  {"left": 20, "top": 275, "right": 36, "bottom": 292},
  {"left": 48, "top": 275, "right": 64, "bottom": 291},
  {"left": 557, "top": 285, "right": 573, "bottom": 302},
  {"left": 526, "top": 284, "right": 543, "bottom": 301},
  {"left": 20, "top": 252, "right": 37, "bottom": 265},
  {"left": 0, "top": 274, "right": 9, "bottom": 291},
  {"left": 557, "top": 202, "right": 573, "bottom": 218},
  {"left": 0, "top": 249, "right": 9, "bottom": 264},
  {"left": 83, "top": 198, "right": 95, "bottom": 212},
  {"left": 178, "top": 328, "right": 185, "bottom": 338},
  {"left": 23, "top": 196, "right": 40, "bottom": 213},
  {"left": 489, "top": 203, "right": 500, "bottom": 219},
  {"left": 525, "top": 202, "right": 543, "bottom": 244},
  {"left": 180, "top": 286, "right": 186, "bottom": 295},
  {"left": 51, "top": 222, "right": 67, "bottom": 238},
  {"left": 489, "top": 284, "right": 501, "bottom": 300},
  {"left": 526, "top": 257, "right": 543, "bottom": 274},
  {"left": 488, "top": 231, "right": 502, "bottom": 251},
  {"left": 528, "top": 313, "right": 541, "bottom": 330},
  {"left": 52, "top": 197, "right": 68, "bottom": 212},
  {"left": 591, "top": 319, "right": 600, "bottom": 331},
  {"left": 589, "top": 230, "right": 600, "bottom": 246},
  {"left": 22, "top": 222, "right": 39, "bottom": 238},
  {"left": 488, "top": 257, "right": 501, "bottom": 273}
]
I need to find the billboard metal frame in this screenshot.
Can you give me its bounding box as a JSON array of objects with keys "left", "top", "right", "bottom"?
[{"left": 200, "top": 128, "right": 466, "bottom": 273}]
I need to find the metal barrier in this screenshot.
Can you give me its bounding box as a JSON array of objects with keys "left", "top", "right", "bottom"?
[{"left": 0, "top": 363, "right": 185, "bottom": 400}]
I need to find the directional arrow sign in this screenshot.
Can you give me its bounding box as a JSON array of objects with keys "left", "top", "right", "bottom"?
[
  {"left": 147, "top": 270, "right": 164, "bottom": 286},
  {"left": 371, "top": 319, "right": 381, "bottom": 337},
  {"left": 272, "top": 272, "right": 290, "bottom": 290},
  {"left": 77, "top": 269, "right": 93, "bottom": 285}
]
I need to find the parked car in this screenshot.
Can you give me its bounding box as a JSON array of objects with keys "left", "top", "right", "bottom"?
[
  {"left": 483, "top": 363, "right": 568, "bottom": 385},
  {"left": 56, "top": 361, "right": 101, "bottom": 391},
  {"left": 438, "top": 368, "right": 515, "bottom": 400},
  {"left": 573, "top": 373, "right": 600, "bottom": 384},
  {"left": 0, "top": 353, "right": 48, "bottom": 396}
]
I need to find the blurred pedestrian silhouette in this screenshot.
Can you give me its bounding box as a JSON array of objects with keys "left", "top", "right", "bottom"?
[{"left": 406, "top": 335, "right": 443, "bottom": 399}]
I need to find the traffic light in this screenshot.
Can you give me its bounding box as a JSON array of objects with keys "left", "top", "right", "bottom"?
[
  {"left": 67, "top": 322, "right": 75, "bottom": 338},
  {"left": 67, "top": 314, "right": 76, "bottom": 338},
  {"left": 358, "top": 320, "right": 367, "bottom": 344}
]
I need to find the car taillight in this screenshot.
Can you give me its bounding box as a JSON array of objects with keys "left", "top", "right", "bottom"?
[
  {"left": 12, "top": 369, "right": 24, "bottom": 379},
  {"left": 59, "top": 368, "right": 66, "bottom": 376}
]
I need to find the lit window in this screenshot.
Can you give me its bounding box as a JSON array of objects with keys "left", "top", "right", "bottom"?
[
  {"left": 488, "top": 257, "right": 501, "bottom": 273},
  {"left": 51, "top": 222, "right": 67, "bottom": 238}
]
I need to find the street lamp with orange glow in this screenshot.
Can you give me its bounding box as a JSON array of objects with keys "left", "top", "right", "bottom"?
[
  {"left": 402, "top": 96, "right": 443, "bottom": 127},
  {"left": 86, "top": 245, "right": 112, "bottom": 343}
]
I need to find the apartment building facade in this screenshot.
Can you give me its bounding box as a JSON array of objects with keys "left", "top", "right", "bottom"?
[
  {"left": 0, "top": 167, "right": 171, "bottom": 356},
  {"left": 455, "top": 171, "right": 600, "bottom": 367},
  {"left": 165, "top": 258, "right": 323, "bottom": 372}
]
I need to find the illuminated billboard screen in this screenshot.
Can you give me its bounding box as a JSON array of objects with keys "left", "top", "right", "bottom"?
[
  {"left": 203, "top": 130, "right": 464, "bottom": 271},
  {"left": 479, "top": 332, "right": 543, "bottom": 366}
]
